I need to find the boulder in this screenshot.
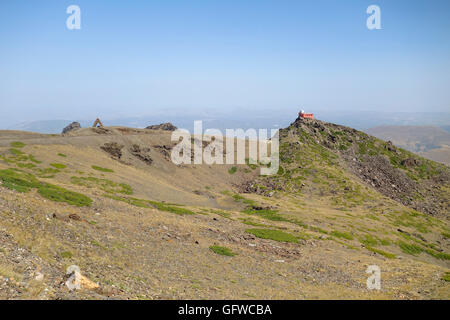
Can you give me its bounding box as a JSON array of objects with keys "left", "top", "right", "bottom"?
[
  {"left": 401, "top": 158, "right": 419, "bottom": 167},
  {"left": 62, "top": 122, "right": 81, "bottom": 134}
]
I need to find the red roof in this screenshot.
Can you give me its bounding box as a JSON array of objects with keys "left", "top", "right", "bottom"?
[{"left": 299, "top": 112, "right": 314, "bottom": 119}]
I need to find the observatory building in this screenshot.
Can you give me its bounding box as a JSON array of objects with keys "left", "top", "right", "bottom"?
[{"left": 298, "top": 109, "right": 314, "bottom": 119}]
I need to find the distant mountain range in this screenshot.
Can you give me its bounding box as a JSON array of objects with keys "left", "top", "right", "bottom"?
[
  {"left": 5, "top": 110, "right": 450, "bottom": 135},
  {"left": 366, "top": 125, "right": 450, "bottom": 165},
  {"left": 440, "top": 125, "right": 450, "bottom": 134}
]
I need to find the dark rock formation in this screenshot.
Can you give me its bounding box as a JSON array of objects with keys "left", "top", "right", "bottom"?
[
  {"left": 145, "top": 123, "right": 177, "bottom": 131},
  {"left": 100, "top": 142, "right": 124, "bottom": 159},
  {"left": 130, "top": 144, "right": 153, "bottom": 165},
  {"left": 62, "top": 122, "right": 81, "bottom": 134},
  {"left": 153, "top": 145, "right": 173, "bottom": 160}
]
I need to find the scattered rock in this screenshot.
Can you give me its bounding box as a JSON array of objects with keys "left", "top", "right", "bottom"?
[
  {"left": 69, "top": 214, "right": 81, "bottom": 221},
  {"left": 397, "top": 228, "right": 410, "bottom": 236},
  {"left": 401, "top": 158, "right": 419, "bottom": 168}
]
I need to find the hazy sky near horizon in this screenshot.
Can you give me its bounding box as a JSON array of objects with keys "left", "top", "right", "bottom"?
[{"left": 1, "top": 0, "right": 449, "bottom": 126}]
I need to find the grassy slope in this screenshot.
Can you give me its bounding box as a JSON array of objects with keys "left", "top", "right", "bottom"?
[{"left": 0, "top": 126, "right": 448, "bottom": 299}]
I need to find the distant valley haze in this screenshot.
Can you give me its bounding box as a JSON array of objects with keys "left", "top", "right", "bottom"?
[{"left": 5, "top": 110, "right": 450, "bottom": 135}]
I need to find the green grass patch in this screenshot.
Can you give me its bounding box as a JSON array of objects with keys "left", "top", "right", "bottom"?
[
  {"left": 148, "top": 200, "right": 195, "bottom": 215},
  {"left": 245, "top": 158, "right": 258, "bottom": 170},
  {"left": 277, "top": 166, "right": 285, "bottom": 175},
  {"left": 33, "top": 167, "right": 60, "bottom": 178},
  {"left": 359, "top": 234, "right": 379, "bottom": 247},
  {"left": 0, "top": 169, "right": 41, "bottom": 192},
  {"left": 209, "top": 245, "right": 236, "bottom": 256},
  {"left": 239, "top": 218, "right": 268, "bottom": 227},
  {"left": 71, "top": 176, "right": 133, "bottom": 195},
  {"left": 50, "top": 163, "right": 67, "bottom": 169},
  {"left": 242, "top": 207, "right": 286, "bottom": 222},
  {"left": 57, "top": 153, "right": 67, "bottom": 157},
  {"left": 16, "top": 162, "right": 36, "bottom": 169},
  {"left": 423, "top": 248, "right": 450, "bottom": 261},
  {"left": 366, "top": 246, "right": 396, "bottom": 259},
  {"left": 107, "top": 195, "right": 195, "bottom": 215},
  {"left": 246, "top": 228, "right": 298, "bottom": 243},
  {"left": 308, "top": 226, "right": 327, "bottom": 234},
  {"left": 92, "top": 165, "right": 114, "bottom": 173},
  {"left": 333, "top": 239, "right": 359, "bottom": 250},
  {"left": 228, "top": 166, "right": 237, "bottom": 174},
  {"left": 9, "top": 148, "right": 24, "bottom": 156},
  {"left": 210, "top": 209, "right": 232, "bottom": 219},
  {"left": 331, "top": 230, "right": 354, "bottom": 240},
  {"left": 231, "top": 193, "right": 257, "bottom": 206},
  {"left": 443, "top": 272, "right": 450, "bottom": 282},
  {"left": 397, "top": 241, "right": 423, "bottom": 256},
  {"left": 60, "top": 251, "right": 73, "bottom": 259},
  {"left": 28, "top": 154, "right": 41, "bottom": 163},
  {"left": 10, "top": 141, "right": 25, "bottom": 148},
  {"left": 397, "top": 239, "right": 450, "bottom": 260},
  {"left": 107, "top": 195, "right": 150, "bottom": 208},
  {"left": 37, "top": 183, "right": 92, "bottom": 207}
]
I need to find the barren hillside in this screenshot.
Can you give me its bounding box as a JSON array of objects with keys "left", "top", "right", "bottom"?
[{"left": 0, "top": 121, "right": 449, "bottom": 300}]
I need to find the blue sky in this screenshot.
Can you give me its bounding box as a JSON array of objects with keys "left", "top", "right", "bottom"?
[{"left": 1, "top": 0, "right": 449, "bottom": 126}]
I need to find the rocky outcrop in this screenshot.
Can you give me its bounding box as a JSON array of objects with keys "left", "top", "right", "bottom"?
[
  {"left": 145, "top": 123, "right": 177, "bottom": 131},
  {"left": 100, "top": 142, "right": 124, "bottom": 159},
  {"left": 130, "top": 144, "right": 153, "bottom": 165},
  {"left": 153, "top": 145, "right": 173, "bottom": 161},
  {"left": 62, "top": 122, "right": 81, "bottom": 134},
  {"left": 247, "top": 117, "right": 450, "bottom": 217}
]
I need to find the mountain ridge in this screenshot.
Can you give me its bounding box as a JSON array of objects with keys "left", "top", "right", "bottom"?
[{"left": 0, "top": 119, "right": 448, "bottom": 299}]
